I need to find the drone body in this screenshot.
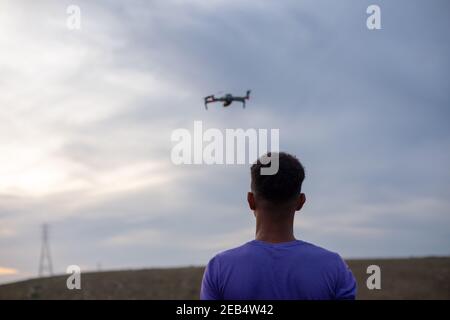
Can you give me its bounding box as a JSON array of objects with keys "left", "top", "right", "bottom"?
[{"left": 204, "top": 90, "right": 251, "bottom": 110}]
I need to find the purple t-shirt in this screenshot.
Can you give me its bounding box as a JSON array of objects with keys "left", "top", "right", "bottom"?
[{"left": 200, "top": 239, "right": 357, "bottom": 300}]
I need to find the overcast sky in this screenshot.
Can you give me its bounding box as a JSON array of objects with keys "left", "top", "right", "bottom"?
[{"left": 0, "top": 0, "right": 449, "bottom": 284}]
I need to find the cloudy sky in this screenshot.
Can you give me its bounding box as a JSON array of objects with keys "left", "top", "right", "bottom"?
[{"left": 0, "top": 0, "right": 449, "bottom": 284}]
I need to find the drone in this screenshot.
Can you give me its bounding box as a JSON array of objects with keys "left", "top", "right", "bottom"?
[{"left": 204, "top": 90, "right": 251, "bottom": 110}]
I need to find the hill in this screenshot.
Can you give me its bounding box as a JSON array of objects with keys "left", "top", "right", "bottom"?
[{"left": 0, "top": 257, "right": 448, "bottom": 299}]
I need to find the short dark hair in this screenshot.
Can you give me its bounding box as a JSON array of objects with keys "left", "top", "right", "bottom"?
[{"left": 250, "top": 152, "right": 305, "bottom": 203}]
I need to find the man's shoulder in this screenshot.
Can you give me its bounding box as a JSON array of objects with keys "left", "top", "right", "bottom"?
[
  {"left": 213, "top": 241, "right": 254, "bottom": 260},
  {"left": 211, "top": 240, "right": 342, "bottom": 262},
  {"left": 205, "top": 241, "right": 258, "bottom": 267},
  {"left": 296, "top": 241, "right": 345, "bottom": 269},
  {"left": 299, "top": 240, "right": 342, "bottom": 259}
]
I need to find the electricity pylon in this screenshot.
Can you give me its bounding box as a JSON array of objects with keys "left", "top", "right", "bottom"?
[{"left": 38, "top": 224, "right": 53, "bottom": 277}]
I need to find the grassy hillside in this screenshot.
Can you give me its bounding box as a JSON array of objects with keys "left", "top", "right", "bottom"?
[{"left": 0, "top": 257, "right": 448, "bottom": 300}]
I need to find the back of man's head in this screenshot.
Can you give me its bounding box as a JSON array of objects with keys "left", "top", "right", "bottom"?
[{"left": 250, "top": 152, "right": 305, "bottom": 204}]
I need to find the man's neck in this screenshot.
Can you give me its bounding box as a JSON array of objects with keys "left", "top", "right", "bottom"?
[
  {"left": 255, "top": 232, "right": 296, "bottom": 243},
  {"left": 255, "top": 211, "right": 296, "bottom": 243}
]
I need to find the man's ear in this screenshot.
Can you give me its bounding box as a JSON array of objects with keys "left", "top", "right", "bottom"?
[
  {"left": 295, "top": 193, "right": 306, "bottom": 211},
  {"left": 247, "top": 192, "right": 256, "bottom": 211}
]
